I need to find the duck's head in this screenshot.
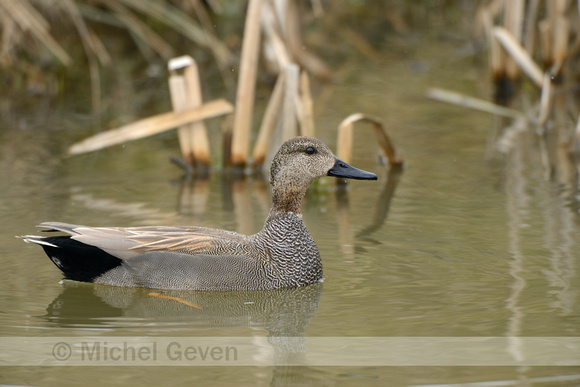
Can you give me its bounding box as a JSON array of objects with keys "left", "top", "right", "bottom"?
[{"left": 270, "top": 137, "right": 377, "bottom": 213}]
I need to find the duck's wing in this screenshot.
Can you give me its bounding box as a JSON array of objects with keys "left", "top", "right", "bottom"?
[
  {"left": 36, "top": 222, "right": 248, "bottom": 260},
  {"left": 125, "top": 226, "right": 249, "bottom": 256}
]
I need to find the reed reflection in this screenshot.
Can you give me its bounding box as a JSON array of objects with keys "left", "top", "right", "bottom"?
[
  {"left": 501, "top": 120, "right": 579, "bottom": 367},
  {"left": 336, "top": 166, "right": 403, "bottom": 260}
]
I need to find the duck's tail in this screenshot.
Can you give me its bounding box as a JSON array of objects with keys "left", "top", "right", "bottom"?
[{"left": 20, "top": 235, "right": 122, "bottom": 283}]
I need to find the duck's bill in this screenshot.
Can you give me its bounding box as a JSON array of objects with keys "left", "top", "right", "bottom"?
[{"left": 327, "top": 157, "right": 378, "bottom": 180}]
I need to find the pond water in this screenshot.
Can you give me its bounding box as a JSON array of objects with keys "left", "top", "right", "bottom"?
[{"left": 1, "top": 6, "right": 579, "bottom": 387}]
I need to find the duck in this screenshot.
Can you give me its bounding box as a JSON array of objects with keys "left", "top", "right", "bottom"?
[{"left": 21, "top": 136, "right": 377, "bottom": 291}]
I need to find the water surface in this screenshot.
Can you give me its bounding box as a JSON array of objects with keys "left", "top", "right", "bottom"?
[{"left": 1, "top": 8, "right": 579, "bottom": 387}]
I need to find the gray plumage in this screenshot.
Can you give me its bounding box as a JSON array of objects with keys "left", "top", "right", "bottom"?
[{"left": 20, "top": 137, "right": 377, "bottom": 290}]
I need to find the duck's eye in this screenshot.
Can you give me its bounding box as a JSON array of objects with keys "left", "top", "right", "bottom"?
[{"left": 305, "top": 147, "right": 316, "bottom": 155}]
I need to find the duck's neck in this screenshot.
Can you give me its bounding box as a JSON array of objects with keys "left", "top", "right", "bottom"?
[
  {"left": 271, "top": 185, "right": 306, "bottom": 214},
  {"left": 259, "top": 202, "right": 322, "bottom": 287}
]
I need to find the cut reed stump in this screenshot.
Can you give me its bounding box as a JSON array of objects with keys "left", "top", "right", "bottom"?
[{"left": 168, "top": 55, "right": 211, "bottom": 173}]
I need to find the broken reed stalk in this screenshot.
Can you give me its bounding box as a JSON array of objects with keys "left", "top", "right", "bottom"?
[
  {"left": 168, "top": 55, "right": 211, "bottom": 169},
  {"left": 68, "top": 99, "right": 233, "bottom": 155},
  {"left": 426, "top": 88, "right": 526, "bottom": 120},
  {"left": 493, "top": 27, "right": 543, "bottom": 88},
  {"left": 336, "top": 113, "right": 403, "bottom": 168},
  {"left": 230, "top": 0, "right": 264, "bottom": 167},
  {"left": 251, "top": 72, "right": 286, "bottom": 167}
]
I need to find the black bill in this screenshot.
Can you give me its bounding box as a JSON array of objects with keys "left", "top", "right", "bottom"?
[{"left": 327, "top": 157, "right": 378, "bottom": 180}]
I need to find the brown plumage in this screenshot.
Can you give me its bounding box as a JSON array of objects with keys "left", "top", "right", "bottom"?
[{"left": 21, "top": 137, "right": 377, "bottom": 290}]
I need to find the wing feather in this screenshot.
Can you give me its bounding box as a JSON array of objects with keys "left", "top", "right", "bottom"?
[{"left": 35, "top": 222, "right": 249, "bottom": 259}]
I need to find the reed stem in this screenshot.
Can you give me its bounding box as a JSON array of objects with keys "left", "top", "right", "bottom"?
[
  {"left": 336, "top": 113, "right": 403, "bottom": 168},
  {"left": 426, "top": 88, "right": 526, "bottom": 120},
  {"left": 183, "top": 58, "right": 211, "bottom": 168},
  {"left": 231, "top": 0, "right": 264, "bottom": 167},
  {"left": 68, "top": 99, "right": 233, "bottom": 155},
  {"left": 252, "top": 72, "right": 286, "bottom": 168},
  {"left": 492, "top": 27, "right": 544, "bottom": 88},
  {"left": 168, "top": 56, "right": 211, "bottom": 169}
]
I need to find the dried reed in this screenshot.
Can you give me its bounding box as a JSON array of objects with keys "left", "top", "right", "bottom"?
[
  {"left": 251, "top": 73, "right": 287, "bottom": 168},
  {"left": 426, "top": 88, "right": 525, "bottom": 120},
  {"left": 12, "top": 1, "right": 401, "bottom": 178},
  {"left": 297, "top": 71, "right": 315, "bottom": 138},
  {"left": 336, "top": 114, "right": 403, "bottom": 168},
  {"left": 279, "top": 64, "right": 300, "bottom": 141},
  {"left": 168, "top": 56, "right": 211, "bottom": 170},
  {"left": 1, "top": 0, "right": 232, "bottom": 97},
  {"left": 233, "top": 0, "right": 328, "bottom": 170},
  {"left": 461, "top": 0, "right": 580, "bottom": 178},
  {"left": 169, "top": 61, "right": 195, "bottom": 165},
  {"left": 0, "top": 0, "right": 72, "bottom": 66},
  {"left": 261, "top": 64, "right": 301, "bottom": 173},
  {"left": 492, "top": 27, "right": 543, "bottom": 87},
  {"left": 68, "top": 99, "right": 233, "bottom": 155},
  {"left": 113, "top": 0, "right": 231, "bottom": 68},
  {"left": 230, "top": 0, "right": 264, "bottom": 167},
  {"left": 574, "top": 116, "right": 580, "bottom": 153}
]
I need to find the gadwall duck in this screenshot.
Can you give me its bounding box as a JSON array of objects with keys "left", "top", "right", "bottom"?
[{"left": 21, "top": 137, "right": 377, "bottom": 290}]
